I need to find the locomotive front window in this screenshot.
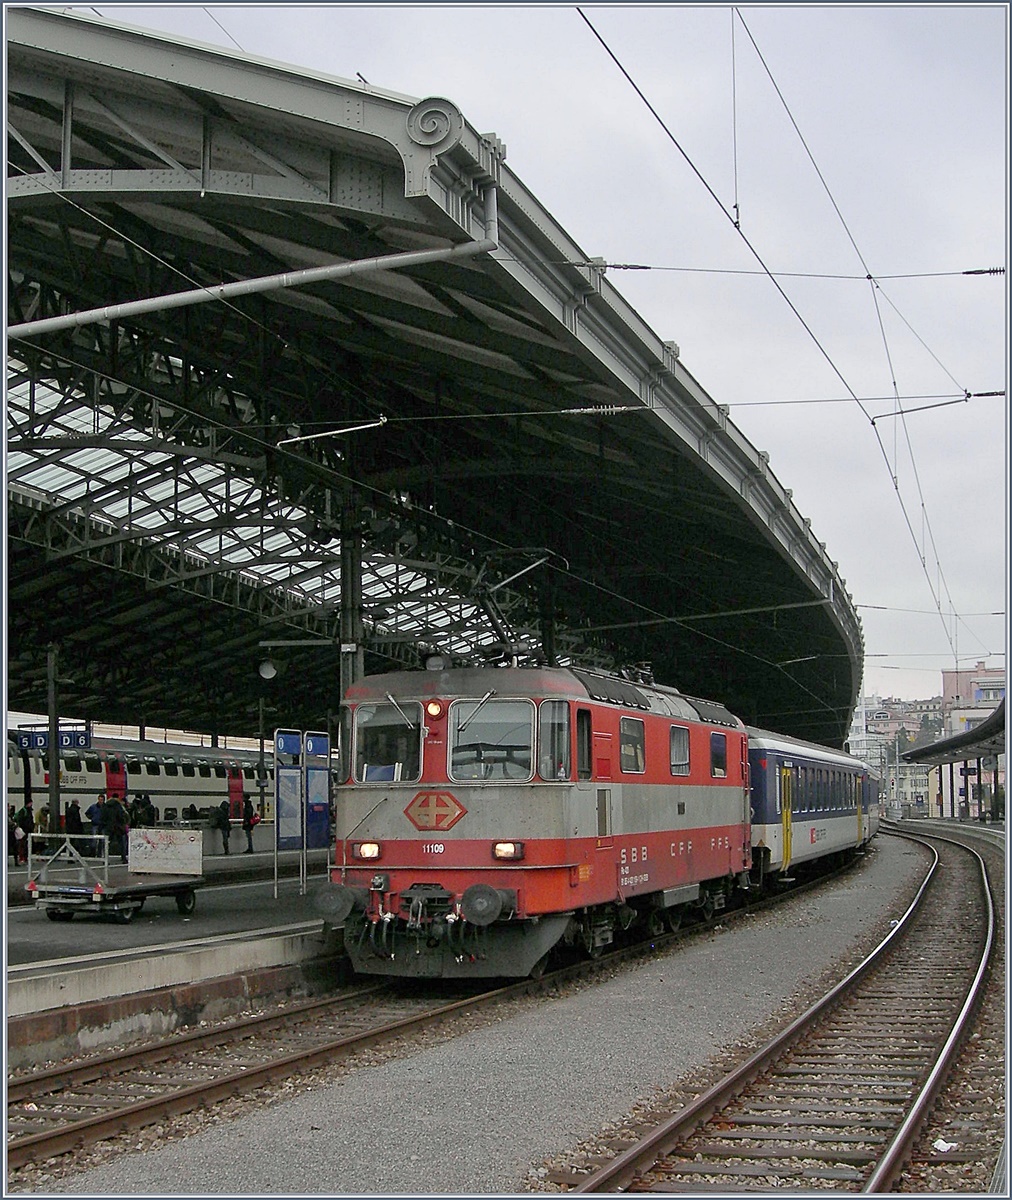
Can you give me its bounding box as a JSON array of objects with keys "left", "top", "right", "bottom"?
[
  {"left": 619, "top": 718, "right": 646, "bottom": 774},
  {"left": 354, "top": 701, "right": 423, "bottom": 783},
  {"left": 449, "top": 698, "right": 533, "bottom": 781},
  {"left": 538, "top": 700, "right": 571, "bottom": 780}
]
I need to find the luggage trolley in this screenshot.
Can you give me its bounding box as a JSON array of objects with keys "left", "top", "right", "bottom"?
[{"left": 25, "top": 830, "right": 204, "bottom": 923}]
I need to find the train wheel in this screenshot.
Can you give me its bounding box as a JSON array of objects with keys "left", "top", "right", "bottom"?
[
  {"left": 665, "top": 908, "right": 682, "bottom": 933},
  {"left": 646, "top": 909, "right": 666, "bottom": 938},
  {"left": 176, "top": 890, "right": 196, "bottom": 916}
]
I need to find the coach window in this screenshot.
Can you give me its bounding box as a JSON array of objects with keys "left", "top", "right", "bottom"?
[
  {"left": 710, "top": 732, "right": 727, "bottom": 779},
  {"left": 145, "top": 761, "right": 161, "bottom": 776},
  {"left": 619, "top": 718, "right": 645, "bottom": 774},
  {"left": 181, "top": 762, "right": 196, "bottom": 778},
  {"left": 64, "top": 754, "right": 82, "bottom": 772},
  {"left": 198, "top": 763, "right": 212, "bottom": 778},
  {"left": 449, "top": 697, "right": 533, "bottom": 782},
  {"left": 538, "top": 700, "right": 571, "bottom": 780},
  {"left": 670, "top": 725, "right": 690, "bottom": 776},
  {"left": 355, "top": 701, "right": 423, "bottom": 783},
  {"left": 86, "top": 756, "right": 101, "bottom": 773},
  {"left": 576, "top": 709, "right": 593, "bottom": 780},
  {"left": 163, "top": 760, "right": 179, "bottom": 777}
]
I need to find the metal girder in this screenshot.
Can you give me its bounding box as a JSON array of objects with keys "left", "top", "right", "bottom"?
[{"left": 7, "top": 8, "right": 865, "bottom": 745}]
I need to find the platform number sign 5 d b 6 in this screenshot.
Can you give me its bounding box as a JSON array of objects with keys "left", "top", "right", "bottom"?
[{"left": 405, "top": 791, "right": 467, "bottom": 832}]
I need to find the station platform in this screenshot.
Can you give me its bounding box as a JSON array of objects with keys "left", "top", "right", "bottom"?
[
  {"left": 6, "top": 841, "right": 331, "bottom": 907},
  {"left": 6, "top": 847, "right": 349, "bottom": 1066}
]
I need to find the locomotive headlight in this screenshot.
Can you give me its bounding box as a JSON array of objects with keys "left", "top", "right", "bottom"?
[
  {"left": 493, "top": 841, "right": 525, "bottom": 861},
  {"left": 352, "top": 841, "right": 382, "bottom": 860},
  {"left": 425, "top": 699, "right": 444, "bottom": 719}
]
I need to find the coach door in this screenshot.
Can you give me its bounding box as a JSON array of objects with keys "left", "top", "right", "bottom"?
[
  {"left": 857, "top": 773, "right": 865, "bottom": 844},
  {"left": 780, "top": 762, "right": 794, "bottom": 872}
]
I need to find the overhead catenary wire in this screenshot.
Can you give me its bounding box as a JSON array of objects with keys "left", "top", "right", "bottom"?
[{"left": 577, "top": 5, "right": 988, "bottom": 676}]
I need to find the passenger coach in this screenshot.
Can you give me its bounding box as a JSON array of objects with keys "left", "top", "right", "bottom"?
[{"left": 747, "top": 727, "right": 879, "bottom": 884}]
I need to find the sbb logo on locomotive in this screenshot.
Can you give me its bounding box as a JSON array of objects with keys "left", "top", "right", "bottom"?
[{"left": 404, "top": 791, "right": 467, "bottom": 831}]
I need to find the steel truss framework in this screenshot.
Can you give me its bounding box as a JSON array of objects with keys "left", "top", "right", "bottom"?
[{"left": 7, "top": 8, "right": 863, "bottom": 744}]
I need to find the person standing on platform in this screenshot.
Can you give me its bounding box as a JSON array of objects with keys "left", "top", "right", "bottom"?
[
  {"left": 65, "top": 799, "right": 84, "bottom": 845},
  {"left": 241, "top": 794, "right": 257, "bottom": 854},
  {"left": 86, "top": 793, "right": 105, "bottom": 856},
  {"left": 213, "top": 800, "right": 231, "bottom": 855},
  {"left": 9, "top": 804, "right": 20, "bottom": 868},
  {"left": 14, "top": 798, "right": 34, "bottom": 864},
  {"left": 101, "top": 794, "right": 128, "bottom": 863}
]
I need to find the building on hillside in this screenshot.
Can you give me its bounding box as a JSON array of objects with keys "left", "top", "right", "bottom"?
[{"left": 941, "top": 661, "right": 1006, "bottom": 736}]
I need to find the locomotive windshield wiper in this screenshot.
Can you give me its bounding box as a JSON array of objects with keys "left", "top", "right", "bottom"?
[
  {"left": 384, "top": 692, "right": 416, "bottom": 729},
  {"left": 457, "top": 689, "right": 496, "bottom": 734}
]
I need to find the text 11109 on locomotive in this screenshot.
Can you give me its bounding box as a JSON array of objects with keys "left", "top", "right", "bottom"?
[{"left": 320, "top": 665, "right": 878, "bottom": 978}]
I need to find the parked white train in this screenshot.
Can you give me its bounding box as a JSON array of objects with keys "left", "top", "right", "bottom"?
[{"left": 6, "top": 734, "right": 276, "bottom": 826}]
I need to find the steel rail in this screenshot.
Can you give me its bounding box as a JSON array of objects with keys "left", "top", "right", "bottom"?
[
  {"left": 573, "top": 831, "right": 996, "bottom": 1193},
  {"left": 6, "top": 978, "right": 386, "bottom": 1104},
  {"left": 7, "top": 978, "right": 523, "bottom": 1169},
  {"left": 573, "top": 836, "right": 941, "bottom": 1192},
  {"left": 863, "top": 834, "right": 996, "bottom": 1192}
]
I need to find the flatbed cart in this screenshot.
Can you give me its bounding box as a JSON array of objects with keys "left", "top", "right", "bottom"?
[{"left": 25, "top": 830, "right": 204, "bottom": 924}]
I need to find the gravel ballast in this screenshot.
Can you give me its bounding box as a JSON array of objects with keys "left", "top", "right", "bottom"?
[{"left": 14, "top": 836, "right": 932, "bottom": 1196}]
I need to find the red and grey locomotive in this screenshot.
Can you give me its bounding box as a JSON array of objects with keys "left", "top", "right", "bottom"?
[{"left": 323, "top": 663, "right": 769, "bottom": 978}]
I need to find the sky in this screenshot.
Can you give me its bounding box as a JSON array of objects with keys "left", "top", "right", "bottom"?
[{"left": 14, "top": 1, "right": 1011, "bottom": 708}]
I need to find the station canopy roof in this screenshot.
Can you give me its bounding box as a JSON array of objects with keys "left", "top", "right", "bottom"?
[
  {"left": 902, "top": 701, "right": 1007, "bottom": 767},
  {"left": 6, "top": 7, "right": 864, "bottom": 746}
]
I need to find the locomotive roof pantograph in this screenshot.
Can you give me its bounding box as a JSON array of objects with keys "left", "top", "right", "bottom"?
[{"left": 7, "top": 7, "right": 863, "bottom": 748}]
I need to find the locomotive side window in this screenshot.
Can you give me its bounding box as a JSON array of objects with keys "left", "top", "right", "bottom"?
[
  {"left": 339, "top": 706, "right": 352, "bottom": 782},
  {"left": 355, "top": 701, "right": 423, "bottom": 783},
  {"left": 449, "top": 698, "right": 533, "bottom": 781},
  {"left": 576, "top": 709, "right": 592, "bottom": 780},
  {"left": 669, "top": 725, "right": 690, "bottom": 776},
  {"left": 619, "top": 718, "right": 645, "bottom": 774},
  {"left": 538, "top": 700, "right": 571, "bottom": 780},
  {"left": 710, "top": 732, "right": 727, "bottom": 778}
]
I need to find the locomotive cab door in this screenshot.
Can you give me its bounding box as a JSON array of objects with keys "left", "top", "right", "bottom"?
[{"left": 780, "top": 761, "right": 794, "bottom": 872}]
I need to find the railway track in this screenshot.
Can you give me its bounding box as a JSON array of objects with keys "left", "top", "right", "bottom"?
[
  {"left": 4, "top": 850, "right": 864, "bottom": 1174},
  {"left": 6, "top": 978, "right": 512, "bottom": 1170},
  {"left": 569, "top": 829, "right": 997, "bottom": 1193}
]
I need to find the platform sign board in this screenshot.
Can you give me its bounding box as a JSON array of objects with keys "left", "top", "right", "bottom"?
[
  {"left": 128, "top": 828, "right": 202, "bottom": 876},
  {"left": 273, "top": 728, "right": 304, "bottom": 852},
  {"left": 275, "top": 767, "right": 303, "bottom": 849},
  {"left": 15, "top": 729, "right": 91, "bottom": 750},
  {"left": 304, "top": 731, "right": 331, "bottom": 851}
]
